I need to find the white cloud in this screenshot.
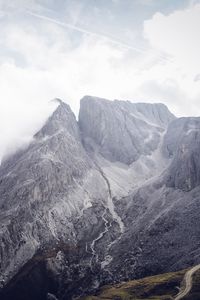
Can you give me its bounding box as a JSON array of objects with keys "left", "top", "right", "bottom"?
[
  {"left": 141, "top": 2, "right": 200, "bottom": 118},
  {"left": 137, "top": 0, "right": 157, "bottom": 6},
  {"left": 0, "top": 16, "right": 130, "bottom": 160},
  {"left": 144, "top": 3, "right": 200, "bottom": 78},
  {"left": 0, "top": 1, "right": 200, "bottom": 161}
]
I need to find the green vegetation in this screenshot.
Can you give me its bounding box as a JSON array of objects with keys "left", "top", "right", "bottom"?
[{"left": 81, "top": 270, "right": 186, "bottom": 300}]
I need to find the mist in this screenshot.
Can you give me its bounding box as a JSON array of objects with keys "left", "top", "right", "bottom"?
[{"left": 0, "top": 0, "right": 200, "bottom": 161}]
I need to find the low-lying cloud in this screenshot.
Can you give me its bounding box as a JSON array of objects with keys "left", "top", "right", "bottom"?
[{"left": 0, "top": 0, "right": 200, "bottom": 161}]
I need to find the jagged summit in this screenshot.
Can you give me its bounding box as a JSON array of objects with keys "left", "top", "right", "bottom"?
[
  {"left": 1, "top": 94, "right": 200, "bottom": 300},
  {"left": 80, "top": 95, "right": 175, "bottom": 127},
  {"left": 51, "top": 97, "right": 64, "bottom": 105},
  {"left": 35, "top": 98, "right": 78, "bottom": 139},
  {"left": 79, "top": 95, "right": 175, "bottom": 164}
]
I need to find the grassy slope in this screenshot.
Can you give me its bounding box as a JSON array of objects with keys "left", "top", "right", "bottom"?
[{"left": 82, "top": 270, "right": 186, "bottom": 300}]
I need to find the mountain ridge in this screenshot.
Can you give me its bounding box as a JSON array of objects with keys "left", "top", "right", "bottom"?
[{"left": 1, "top": 95, "right": 200, "bottom": 300}]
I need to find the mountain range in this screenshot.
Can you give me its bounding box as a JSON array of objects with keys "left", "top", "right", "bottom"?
[{"left": 0, "top": 96, "right": 200, "bottom": 300}]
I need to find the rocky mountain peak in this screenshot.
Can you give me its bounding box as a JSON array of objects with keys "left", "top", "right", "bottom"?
[
  {"left": 35, "top": 99, "right": 79, "bottom": 140},
  {"left": 79, "top": 95, "right": 175, "bottom": 164},
  {"left": 80, "top": 95, "right": 175, "bottom": 127},
  {"left": 2, "top": 95, "right": 200, "bottom": 300}
]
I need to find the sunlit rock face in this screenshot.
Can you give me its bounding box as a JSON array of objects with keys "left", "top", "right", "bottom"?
[{"left": 1, "top": 96, "right": 200, "bottom": 300}]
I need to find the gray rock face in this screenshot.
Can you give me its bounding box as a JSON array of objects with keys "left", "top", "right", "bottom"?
[
  {"left": 1, "top": 95, "right": 200, "bottom": 300},
  {"left": 163, "top": 117, "right": 200, "bottom": 191},
  {"left": 104, "top": 117, "right": 200, "bottom": 281},
  {"left": 108, "top": 183, "right": 200, "bottom": 281},
  {"left": 0, "top": 99, "right": 93, "bottom": 286},
  {"left": 79, "top": 96, "right": 175, "bottom": 164}
]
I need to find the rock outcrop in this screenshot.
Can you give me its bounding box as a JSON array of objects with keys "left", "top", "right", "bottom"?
[
  {"left": 1, "top": 96, "right": 200, "bottom": 300},
  {"left": 79, "top": 96, "right": 175, "bottom": 164},
  {"left": 163, "top": 117, "right": 200, "bottom": 191},
  {"left": 0, "top": 99, "right": 97, "bottom": 286}
]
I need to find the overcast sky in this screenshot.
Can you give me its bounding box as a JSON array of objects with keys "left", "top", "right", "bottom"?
[{"left": 0, "top": 0, "right": 200, "bottom": 160}]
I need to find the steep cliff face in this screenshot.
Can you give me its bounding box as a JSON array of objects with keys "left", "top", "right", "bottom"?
[
  {"left": 1, "top": 96, "right": 200, "bottom": 300},
  {"left": 105, "top": 117, "right": 200, "bottom": 281},
  {"left": 0, "top": 98, "right": 128, "bottom": 299},
  {"left": 79, "top": 96, "right": 175, "bottom": 165},
  {"left": 106, "top": 182, "right": 200, "bottom": 282},
  {"left": 0, "top": 99, "right": 106, "bottom": 287},
  {"left": 163, "top": 117, "right": 200, "bottom": 191}
]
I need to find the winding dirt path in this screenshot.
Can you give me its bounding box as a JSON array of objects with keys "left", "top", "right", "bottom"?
[{"left": 174, "top": 264, "right": 200, "bottom": 300}]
